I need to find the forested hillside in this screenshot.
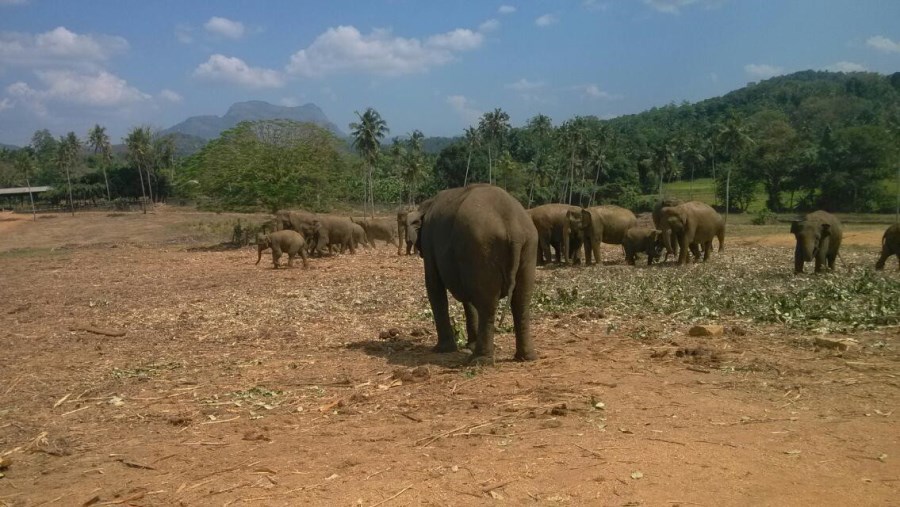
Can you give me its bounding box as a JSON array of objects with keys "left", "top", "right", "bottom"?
[{"left": 2, "top": 70, "right": 898, "bottom": 214}]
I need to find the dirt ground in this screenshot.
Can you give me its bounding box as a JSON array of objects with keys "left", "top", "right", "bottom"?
[{"left": 0, "top": 210, "right": 898, "bottom": 506}]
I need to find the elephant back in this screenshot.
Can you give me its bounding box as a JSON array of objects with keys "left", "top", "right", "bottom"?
[{"left": 652, "top": 197, "right": 683, "bottom": 229}]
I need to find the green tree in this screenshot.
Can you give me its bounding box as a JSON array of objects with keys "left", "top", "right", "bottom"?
[
  {"left": 463, "top": 126, "right": 481, "bottom": 186},
  {"left": 125, "top": 126, "right": 154, "bottom": 210},
  {"left": 400, "top": 130, "right": 426, "bottom": 205},
  {"left": 349, "top": 108, "right": 389, "bottom": 217},
  {"left": 56, "top": 132, "right": 81, "bottom": 215},
  {"left": 745, "top": 110, "right": 799, "bottom": 211},
  {"left": 14, "top": 149, "right": 37, "bottom": 219},
  {"left": 523, "top": 114, "right": 553, "bottom": 206},
  {"left": 715, "top": 116, "right": 754, "bottom": 219},
  {"left": 30, "top": 129, "right": 59, "bottom": 185},
  {"left": 87, "top": 124, "right": 112, "bottom": 200},
  {"left": 478, "top": 108, "right": 510, "bottom": 185}
]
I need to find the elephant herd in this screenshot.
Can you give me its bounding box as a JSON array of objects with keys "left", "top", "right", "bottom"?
[
  {"left": 254, "top": 185, "right": 900, "bottom": 365},
  {"left": 526, "top": 197, "right": 725, "bottom": 268}
]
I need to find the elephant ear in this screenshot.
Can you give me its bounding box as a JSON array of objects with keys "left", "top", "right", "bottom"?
[
  {"left": 821, "top": 223, "right": 831, "bottom": 237},
  {"left": 565, "top": 209, "right": 580, "bottom": 225},
  {"left": 580, "top": 208, "right": 592, "bottom": 229},
  {"left": 790, "top": 220, "right": 801, "bottom": 234}
]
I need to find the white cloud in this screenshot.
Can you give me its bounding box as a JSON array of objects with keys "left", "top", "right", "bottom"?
[
  {"left": 581, "top": 83, "right": 617, "bottom": 100},
  {"left": 644, "top": 0, "right": 722, "bottom": 14},
  {"left": 204, "top": 16, "right": 245, "bottom": 40},
  {"left": 866, "top": 35, "right": 900, "bottom": 53},
  {"left": 0, "top": 26, "right": 129, "bottom": 68},
  {"left": 744, "top": 63, "right": 784, "bottom": 79},
  {"left": 193, "top": 54, "right": 285, "bottom": 88},
  {"left": 479, "top": 19, "right": 500, "bottom": 33},
  {"left": 7, "top": 70, "right": 150, "bottom": 108},
  {"left": 158, "top": 89, "right": 183, "bottom": 103},
  {"left": 286, "top": 25, "right": 484, "bottom": 77},
  {"left": 535, "top": 14, "right": 559, "bottom": 27},
  {"left": 824, "top": 61, "right": 867, "bottom": 73},
  {"left": 498, "top": 5, "right": 516, "bottom": 14},
  {"left": 446, "top": 95, "right": 481, "bottom": 124},
  {"left": 506, "top": 78, "right": 545, "bottom": 91},
  {"left": 426, "top": 29, "right": 483, "bottom": 51},
  {"left": 0, "top": 97, "right": 12, "bottom": 112}
]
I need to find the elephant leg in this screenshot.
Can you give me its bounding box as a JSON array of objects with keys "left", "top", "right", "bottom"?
[
  {"left": 299, "top": 246, "right": 309, "bottom": 268},
  {"left": 470, "top": 298, "right": 498, "bottom": 362},
  {"left": 677, "top": 235, "right": 689, "bottom": 265},
  {"left": 875, "top": 250, "right": 889, "bottom": 270},
  {"left": 511, "top": 265, "right": 537, "bottom": 361},
  {"left": 462, "top": 302, "right": 478, "bottom": 351},
  {"left": 702, "top": 241, "right": 712, "bottom": 261},
  {"left": 286, "top": 252, "right": 295, "bottom": 268},
  {"left": 689, "top": 243, "right": 701, "bottom": 262},
  {"left": 794, "top": 245, "right": 805, "bottom": 274},
  {"left": 424, "top": 262, "right": 457, "bottom": 353},
  {"left": 271, "top": 246, "right": 282, "bottom": 269},
  {"left": 592, "top": 241, "right": 602, "bottom": 266}
]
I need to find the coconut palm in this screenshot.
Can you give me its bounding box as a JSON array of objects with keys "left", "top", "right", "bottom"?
[
  {"left": 478, "top": 108, "right": 510, "bottom": 185},
  {"left": 14, "top": 149, "right": 37, "bottom": 220},
  {"left": 349, "top": 108, "right": 389, "bottom": 218},
  {"left": 401, "top": 130, "right": 425, "bottom": 206},
  {"left": 125, "top": 126, "right": 153, "bottom": 212},
  {"left": 87, "top": 124, "right": 112, "bottom": 201},
  {"left": 715, "top": 117, "right": 754, "bottom": 223},
  {"left": 525, "top": 114, "right": 553, "bottom": 206},
  {"left": 56, "top": 132, "right": 81, "bottom": 215},
  {"left": 462, "top": 126, "right": 481, "bottom": 186}
]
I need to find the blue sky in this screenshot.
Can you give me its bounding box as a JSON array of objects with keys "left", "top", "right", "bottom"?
[{"left": 1, "top": 0, "right": 899, "bottom": 146}]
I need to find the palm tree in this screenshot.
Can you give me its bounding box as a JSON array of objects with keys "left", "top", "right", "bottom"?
[
  {"left": 478, "top": 108, "right": 510, "bottom": 185},
  {"left": 462, "top": 126, "right": 481, "bottom": 186},
  {"left": 525, "top": 114, "right": 553, "bottom": 206},
  {"left": 56, "top": 132, "right": 81, "bottom": 216},
  {"left": 88, "top": 124, "right": 112, "bottom": 201},
  {"left": 154, "top": 135, "right": 176, "bottom": 201},
  {"left": 349, "top": 108, "right": 389, "bottom": 218},
  {"left": 558, "top": 118, "right": 587, "bottom": 204},
  {"left": 14, "top": 149, "right": 37, "bottom": 220},
  {"left": 125, "top": 126, "right": 153, "bottom": 212},
  {"left": 402, "top": 130, "right": 425, "bottom": 206},
  {"left": 651, "top": 141, "right": 676, "bottom": 198},
  {"left": 680, "top": 141, "right": 706, "bottom": 201},
  {"left": 716, "top": 116, "right": 754, "bottom": 224}
]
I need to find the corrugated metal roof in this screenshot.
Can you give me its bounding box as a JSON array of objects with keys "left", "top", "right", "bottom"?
[{"left": 0, "top": 186, "right": 52, "bottom": 195}]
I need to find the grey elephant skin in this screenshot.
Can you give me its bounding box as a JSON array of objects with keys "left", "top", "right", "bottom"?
[
  {"left": 528, "top": 203, "right": 582, "bottom": 265},
  {"left": 350, "top": 222, "right": 369, "bottom": 250},
  {"left": 274, "top": 209, "right": 318, "bottom": 238},
  {"left": 653, "top": 197, "right": 683, "bottom": 261},
  {"left": 397, "top": 210, "right": 421, "bottom": 256},
  {"left": 256, "top": 230, "right": 308, "bottom": 268},
  {"left": 659, "top": 201, "right": 725, "bottom": 265},
  {"left": 622, "top": 228, "right": 663, "bottom": 266},
  {"left": 791, "top": 210, "right": 843, "bottom": 274},
  {"left": 876, "top": 223, "right": 900, "bottom": 271},
  {"left": 311, "top": 216, "right": 357, "bottom": 256},
  {"left": 417, "top": 184, "right": 538, "bottom": 363},
  {"left": 566, "top": 205, "right": 637, "bottom": 264},
  {"left": 352, "top": 217, "right": 398, "bottom": 248}
]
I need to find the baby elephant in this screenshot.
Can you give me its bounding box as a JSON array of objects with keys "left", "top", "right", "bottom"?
[
  {"left": 256, "top": 230, "right": 308, "bottom": 269},
  {"left": 623, "top": 228, "right": 663, "bottom": 266},
  {"left": 876, "top": 223, "right": 900, "bottom": 271}
]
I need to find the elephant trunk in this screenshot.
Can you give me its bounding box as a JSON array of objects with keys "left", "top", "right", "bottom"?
[{"left": 256, "top": 245, "right": 264, "bottom": 265}]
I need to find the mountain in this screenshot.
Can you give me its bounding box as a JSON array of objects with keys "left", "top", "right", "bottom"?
[
  {"left": 163, "top": 101, "right": 344, "bottom": 140},
  {"left": 0, "top": 143, "right": 20, "bottom": 151}
]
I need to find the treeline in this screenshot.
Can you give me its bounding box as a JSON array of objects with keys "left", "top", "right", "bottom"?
[{"left": 2, "top": 70, "right": 898, "bottom": 214}]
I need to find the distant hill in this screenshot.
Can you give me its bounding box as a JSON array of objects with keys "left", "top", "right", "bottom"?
[
  {"left": 163, "top": 101, "right": 344, "bottom": 141},
  {"left": 0, "top": 143, "right": 19, "bottom": 151}
]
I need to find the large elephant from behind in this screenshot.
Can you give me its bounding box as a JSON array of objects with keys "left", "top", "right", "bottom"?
[
  {"left": 352, "top": 217, "right": 398, "bottom": 248},
  {"left": 415, "top": 184, "right": 538, "bottom": 363},
  {"left": 659, "top": 201, "right": 725, "bottom": 265},
  {"left": 527, "top": 203, "right": 582, "bottom": 265},
  {"left": 791, "top": 211, "right": 842, "bottom": 274},
  {"left": 566, "top": 205, "right": 637, "bottom": 265},
  {"left": 397, "top": 210, "right": 421, "bottom": 256},
  {"left": 653, "top": 197, "right": 683, "bottom": 261},
  {"left": 311, "top": 216, "right": 357, "bottom": 256},
  {"left": 876, "top": 223, "right": 900, "bottom": 271}
]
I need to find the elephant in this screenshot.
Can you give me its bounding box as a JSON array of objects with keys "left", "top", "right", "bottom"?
[
  {"left": 310, "top": 216, "right": 357, "bottom": 256},
  {"left": 256, "top": 230, "right": 308, "bottom": 268},
  {"left": 565, "top": 205, "right": 637, "bottom": 265},
  {"left": 791, "top": 211, "right": 843, "bottom": 274},
  {"left": 659, "top": 201, "right": 725, "bottom": 265},
  {"left": 397, "top": 210, "right": 421, "bottom": 256},
  {"left": 653, "top": 197, "right": 683, "bottom": 261},
  {"left": 527, "top": 203, "right": 582, "bottom": 265},
  {"left": 351, "top": 217, "right": 398, "bottom": 248},
  {"left": 622, "top": 227, "right": 664, "bottom": 266},
  {"left": 398, "top": 210, "right": 421, "bottom": 255},
  {"left": 876, "top": 223, "right": 900, "bottom": 271},
  {"left": 274, "top": 209, "right": 319, "bottom": 240},
  {"left": 350, "top": 222, "right": 369, "bottom": 251},
  {"left": 415, "top": 184, "right": 538, "bottom": 363}
]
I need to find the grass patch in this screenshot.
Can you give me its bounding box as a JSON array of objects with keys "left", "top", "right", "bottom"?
[{"left": 536, "top": 249, "right": 900, "bottom": 332}]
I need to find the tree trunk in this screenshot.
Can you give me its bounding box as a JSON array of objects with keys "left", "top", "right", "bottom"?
[
  {"left": 145, "top": 166, "right": 155, "bottom": 204},
  {"left": 102, "top": 165, "right": 111, "bottom": 201},
  {"left": 25, "top": 176, "right": 36, "bottom": 221},
  {"left": 64, "top": 164, "right": 75, "bottom": 216},
  {"left": 725, "top": 166, "right": 731, "bottom": 225},
  {"left": 487, "top": 144, "right": 493, "bottom": 186},
  {"left": 463, "top": 149, "right": 472, "bottom": 186},
  {"left": 689, "top": 164, "right": 695, "bottom": 201},
  {"left": 137, "top": 163, "right": 148, "bottom": 214}
]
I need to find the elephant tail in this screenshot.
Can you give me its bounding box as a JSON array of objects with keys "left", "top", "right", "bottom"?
[{"left": 502, "top": 238, "right": 523, "bottom": 300}]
